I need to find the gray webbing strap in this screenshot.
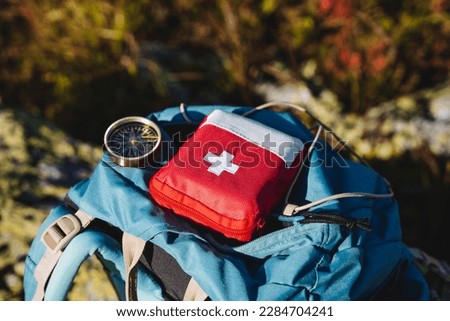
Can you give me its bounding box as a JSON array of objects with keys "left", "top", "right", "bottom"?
[
  {"left": 183, "top": 277, "right": 208, "bottom": 301},
  {"left": 32, "top": 209, "right": 94, "bottom": 301},
  {"left": 122, "top": 232, "right": 146, "bottom": 301}
]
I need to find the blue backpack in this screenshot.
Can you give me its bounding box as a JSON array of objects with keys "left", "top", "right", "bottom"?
[{"left": 23, "top": 102, "right": 430, "bottom": 301}]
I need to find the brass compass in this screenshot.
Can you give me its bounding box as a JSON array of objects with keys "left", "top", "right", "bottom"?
[{"left": 104, "top": 116, "right": 161, "bottom": 167}]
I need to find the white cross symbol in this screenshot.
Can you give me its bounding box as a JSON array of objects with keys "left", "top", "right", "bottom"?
[{"left": 203, "top": 151, "right": 239, "bottom": 176}]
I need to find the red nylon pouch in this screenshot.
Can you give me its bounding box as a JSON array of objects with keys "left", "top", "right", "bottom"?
[{"left": 149, "top": 110, "right": 304, "bottom": 241}]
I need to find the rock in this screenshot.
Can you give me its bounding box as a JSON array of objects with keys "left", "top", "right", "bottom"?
[
  {"left": 256, "top": 80, "right": 450, "bottom": 159},
  {"left": 0, "top": 107, "right": 116, "bottom": 300},
  {"left": 429, "top": 85, "right": 450, "bottom": 122},
  {"left": 256, "top": 82, "right": 313, "bottom": 106},
  {"left": 255, "top": 82, "right": 342, "bottom": 126},
  {"left": 413, "top": 118, "right": 450, "bottom": 156}
]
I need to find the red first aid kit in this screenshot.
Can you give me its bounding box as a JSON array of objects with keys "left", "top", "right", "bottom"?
[{"left": 149, "top": 110, "right": 304, "bottom": 241}]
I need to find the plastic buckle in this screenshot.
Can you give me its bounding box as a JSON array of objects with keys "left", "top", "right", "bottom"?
[{"left": 41, "top": 214, "right": 82, "bottom": 253}]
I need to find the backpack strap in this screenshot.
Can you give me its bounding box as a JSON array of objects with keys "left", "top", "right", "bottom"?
[
  {"left": 183, "top": 278, "right": 208, "bottom": 301},
  {"left": 122, "top": 232, "right": 208, "bottom": 301},
  {"left": 32, "top": 209, "right": 94, "bottom": 300},
  {"left": 122, "top": 232, "right": 146, "bottom": 301}
]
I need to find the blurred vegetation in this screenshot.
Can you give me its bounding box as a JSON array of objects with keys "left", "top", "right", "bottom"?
[
  {"left": 0, "top": 0, "right": 449, "bottom": 300},
  {"left": 1, "top": 0, "right": 449, "bottom": 141},
  {"left": 0, "top": 108, "right": 113, "bottom": 300}
]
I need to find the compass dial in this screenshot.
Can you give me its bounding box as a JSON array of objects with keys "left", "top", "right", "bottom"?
[{"left": 104, "top": 116, "right": 161, "bottom": 167}]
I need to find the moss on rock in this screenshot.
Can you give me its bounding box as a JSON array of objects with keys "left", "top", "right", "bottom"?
[{"left": 0, "top": 107, "right": 115, "bottom": 301}]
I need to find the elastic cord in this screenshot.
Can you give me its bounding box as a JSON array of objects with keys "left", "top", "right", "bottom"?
[
  {"left": 244, "top": 101, "right": 394, "bottom": 218},
  {"left": 179, "top": 103, "right": 194, "bottom": 123},
  {"left": 284, "top": 125, "right": 323, "bottom": 205},
  {"left": 244, "top": 101, "right": 372, "bottom": 167},
  {"left": 179, "top": 101, "right": 394, "bottom": 218}
]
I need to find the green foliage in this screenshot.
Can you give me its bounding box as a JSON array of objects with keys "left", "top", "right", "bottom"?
[
  {"left": 1, "top": 0, "right": 449, "bottom": 137},
  {"left": 0, "top": 0, "right": 169, "bottom": 142}
]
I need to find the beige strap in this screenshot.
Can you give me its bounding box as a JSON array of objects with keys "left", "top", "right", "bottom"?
[
  {"left": 32, "top": 209, "right": 94, "bottom": 301},
  {"left": 183, "top": 277, "right": 208, "bottom": 301},
  {"left": 32, "top": 248, "right": 63, "bottom": 301},
  {"left": 72, "top": 210, "right": 93, "bottom": 228},
  {"left": 122, "top": 232, "right": 146, "bottom": 301}
]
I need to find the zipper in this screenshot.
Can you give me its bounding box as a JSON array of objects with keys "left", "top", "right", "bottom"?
[
  {"left": 300, "top": 211, "right": 372, "bottom": 232},
  {"left": 149, "top": 180, "right": 260, "bottom": 241}
]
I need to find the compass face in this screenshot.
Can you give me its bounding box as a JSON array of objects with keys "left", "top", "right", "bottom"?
[{"left": 104, "top": 116, "right": 161, "bottom": 167}]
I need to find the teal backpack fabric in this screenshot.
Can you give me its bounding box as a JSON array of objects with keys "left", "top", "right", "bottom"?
[{"left": 23, "top": 105, "right": 430, "bottom": 300}]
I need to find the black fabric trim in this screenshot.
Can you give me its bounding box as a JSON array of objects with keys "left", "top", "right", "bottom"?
[{"left": 142, "top": 243, "right": 192, "bottom": 301}]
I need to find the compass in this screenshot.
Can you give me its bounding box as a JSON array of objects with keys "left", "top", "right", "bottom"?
[{"left": 104, "top": 116, "right": 162, "bottom": 167}]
